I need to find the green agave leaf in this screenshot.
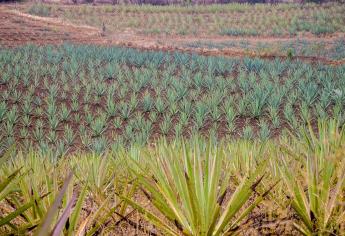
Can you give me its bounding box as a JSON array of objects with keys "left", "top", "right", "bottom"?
[
  {"left": 35, "top": 171, "right": 73, "bottom": 236},
  {"left": 51, "top": 193, "right": 77, "bottom": 236},
  {"left": 0, "top": 200, "right": 35, "bottom": 228},
  {"left": 0, "top": 145, "right": 15, "bottom": 168},
  {"left": 0, "top": 168, "right": 22, "bottom": 201},
  {"left": 118, "top": 194, "right": 181, "bottom": 236},
  {"left": 67, "top": 183, "right": 88, "bottom": 236}
]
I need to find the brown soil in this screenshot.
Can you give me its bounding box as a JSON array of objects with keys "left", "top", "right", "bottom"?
[{"left": 0, "top": 6, "right": 105, "bottom": 47}]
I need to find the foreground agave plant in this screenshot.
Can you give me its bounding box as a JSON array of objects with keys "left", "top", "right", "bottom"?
[
  {"left": 280, "top": 119, "right": 345, "bottom": 235},
  {"left": 0, "top": 147, "right": 36, "bottom": 232},
  {"left": 121, "top": 139, "right": 271, "bottom": 236}
]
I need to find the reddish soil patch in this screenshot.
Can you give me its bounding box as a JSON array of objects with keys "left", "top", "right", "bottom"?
[{"left": 0, "top": 7, "right": 105, "bottom": 47}]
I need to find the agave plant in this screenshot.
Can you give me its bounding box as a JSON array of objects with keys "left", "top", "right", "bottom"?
[
  {"left": 106, "top": 97, "right": 117, "bottom": 118},
  {"left": 48, "top": 115, "right": 60, "bottom": 131},
  {"left": 60, "top": 104, "right": 70, "bottom": 122},
  {"left": 149, "top": 111, "right": 158, "bottom": 123},
  {"left": 91, "top": 137, "right": 109, "bottom": 155},
  {"left": 120, "top": 103, "right": 132, "bottom": 121},
  {"left": 155, "top": 97, "right": 166, "bottom": 114},
  {"left": 248, "top": 89, "right": 270, "bottom": 118},
  {"left": 71, "top": 100, "right": 79, "bottom": 113},
  {"left": 0, "top": 147, "right": 35, "bottom": 233},
  {"left": 113, "top": 117, "right": 122, "bottom": 129},
  {"left": 64, "top": 125, "right": 75, "bottom": 146},
  {"left": 210, "top": 107, "right": 222, "bottom": 123},
  {"left": 30, "top": 171, "right": 90, "bottom": 236},
  {"left": 6, "top": 106, "right": 18, "bottom": 125},
  {"left": 72, "top": 153, "right": 137, "bottom": 234},
  {"left": 279, "top": 120, "right": 345, "bottom": 235},
  {"left": 120, "top": 139, "right": 271, "bottom": 236},
  {"left": 242, "top": 125, "right": 254, "bottom": 140},
  {"left": 160, "top": 115, "right": 172, "bottom": 136},
  {"left": 259, "top": 120, "right": 270, "bottom": 141},
  {"left": 300, "top": 102, "right": 311, "bottom": 125},
  {"left": 22, "top": 99, "right": 33, "bottom": 116},
  {"left": 33, "top": 120, "right": 45, "bottom": 143},
  {"left": 142, "top": 92, "right": 153, "bottom": 113},
  {"left": 91, "top": 115, "right": 107, "bottom": 137}
]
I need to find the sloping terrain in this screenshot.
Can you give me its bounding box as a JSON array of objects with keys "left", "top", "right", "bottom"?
[
  {"left": 0, "top": 7, "right": 104, "bottom": 47},
  {"left": 1, "top": 5, "right": 344, "bottom": 65}
]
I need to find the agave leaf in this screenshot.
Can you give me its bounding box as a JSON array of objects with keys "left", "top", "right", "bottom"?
[
  {"left": 306, "top": 156, "right": 318, "bottom": 227},
  {"left": 6, "top": 193, "right": 35, "bottom": 227},
  {"left": 226, "top": 180, "right": 279, "bottom": 233},
  {"left": 30, "top": 184, "right": 46, "bottom": 221},
  {"left": 88, "top": 207, "right": 120, "bottom": 235},
  {"left": 0, "top": 145, "right": 15, "bottom": 167},
  {"left": 134, "top": 172, "right": 176, "bottom": 220},
  {"left": 324, "top": 161, "right": 345, "bottom": 227},
  {"left": 83, "top": 195, "right": 111, "bottom": 236},
  {"left": 119, "top": 194, "right": 180, "bottom": 236},
  {"left": 0, "top": 200, "right": 35, "bottom": 227},
  {"left": 119, "top": 179, "right": 138, "bottom": 216},
  {"left": 67, "top": 183, "right": 88, "bottom": 236},
  {"left": 319, "top": 161, "right": 333, "bottom": 227},
  {"left": 293, "top": 222, "right": 310, "bottom": 236},
  {"left": 213, "top": 160, "right": 267, "bottom": 235},
  {"left": 129, "top": 156, "right": 188, "bottom": 227},
  {"left": 85, "top": 195, "right": 117, "bottom": 236},
  {"left": 280, "top": 163, "right": 313, "bottom": 231},
  {"left": 75, "top": 217, "right": 89, "bottom": 236},
  {"left": 35, "top": 171, "right": 73, "bottom": 236},
  {"left": 51, "top": 193, "right": 77, "bottom": 236},
  {"left": 1, "top": 222, "right": 39, "bottom": 236},
  {"left": 0, "top": 168, "right": 22, "bottom": 201}
]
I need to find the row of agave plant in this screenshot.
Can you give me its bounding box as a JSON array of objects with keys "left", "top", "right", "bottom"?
[
  {"left": 0, "top": 118, "right": 344, "bottom": 235},
  {"left": 34, "top": 2, "right": 345, "bottom": 36},
  {"left": 1, "top": 45, "right": 344, "bottom": 156}
]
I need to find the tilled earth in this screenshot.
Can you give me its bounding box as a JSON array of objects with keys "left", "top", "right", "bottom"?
[{"left": 0, "top": 8, "right": 105, "bottom": 47}]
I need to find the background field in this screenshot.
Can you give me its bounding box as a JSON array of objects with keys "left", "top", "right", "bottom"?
[
  {"left": 1, "top": 3, "right": 345, "bottom": 63},
  {"left": 22, "top": 3, "right": 345, "bottom": 36}
]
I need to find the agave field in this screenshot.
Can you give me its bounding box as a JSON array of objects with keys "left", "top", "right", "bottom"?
[
  {"left": 1, "top": 45, "right": 345, "bottom": 156},
  {"left": 0, "top": 31, "right": 345, "bottom": 234},
  {"left": 185, "top": 38, "right": 345, "bottom": 61},
  {"left": 22, "top": 2, "right": 345, "bottom": 36}
]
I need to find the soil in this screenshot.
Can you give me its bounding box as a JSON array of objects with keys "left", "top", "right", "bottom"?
[
  {"left": 1, "top": 4, "right": 345, "bottom": 66},
  {"left": 0, "top": 6, "right": 105, "bottom": 47}
]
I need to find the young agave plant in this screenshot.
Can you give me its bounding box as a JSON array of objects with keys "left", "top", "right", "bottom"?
[
  {"left": 0, "top": 147, "right": 39, "bottom": 233},
  {"left": 120, "top": 139, "right": 270, "bottom": 236},
  {"left": 280, "top": 119, "right": 345, "bottom": 235}
]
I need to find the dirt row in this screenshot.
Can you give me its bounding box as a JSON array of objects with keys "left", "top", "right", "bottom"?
[{"left": 0, "top": 8, "right": 105, "bottom": 47}]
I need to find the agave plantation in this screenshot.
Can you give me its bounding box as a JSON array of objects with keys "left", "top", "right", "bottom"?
[
  {"left": 1, "top": 0, "right": 345, "bottom": 235},
  {"left": 1, "top": 45, "right": 345, "bottom": 155},
  {"left": 23, "top": 3, "right": 345, "bottom": 36},
  {"left": 0, "top": 44, "right": 344, "bottom": 235}
]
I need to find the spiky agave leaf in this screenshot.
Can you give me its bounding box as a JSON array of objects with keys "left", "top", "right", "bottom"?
[
  {"left": 280, "top": 119, "right": 345, "bottom": 235},
  {"left": 0, "top": 146, "right": 44, "bottom": 233},
  {"left": 120, "top": 139, "right": 269, "bottom": 236},
  {"left": 35, "top": 171, "right": 73, "bottom": 236}
]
